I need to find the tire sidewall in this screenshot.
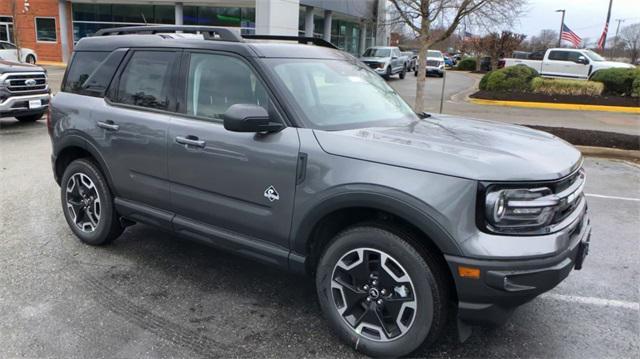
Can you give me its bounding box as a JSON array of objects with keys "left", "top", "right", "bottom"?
[
  {"left": 60, "top": 159, "right": 116, "bottom": 245},
  {"left": 316, "top": 227, "right": 438, "bottom": 357}
]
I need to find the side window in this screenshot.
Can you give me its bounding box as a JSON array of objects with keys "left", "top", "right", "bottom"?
[
  {"left": 63, "top": 52, "right": 108, "bottom": 93},
  {"left": 114, "top": 51, "right": 179, "bottom": 111},
  {"left": 548, "top": 51, "right": 568, "bottom": 61},
  {"left": 35, "top": 17, "right": 57, "bottom": 42},
  {"left": 186, "top": 53, "right": 270, "bottom": 120},
  {"left": 566, "top": 51, "right": 582, "bottom": 62}
]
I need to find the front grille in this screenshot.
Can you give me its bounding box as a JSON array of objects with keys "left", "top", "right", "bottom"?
[
  {"left": 365, "top": 62, "right": 381, "bottom": 69},
  {"left": 4, "top": 73, "right": 48, "bottom": 93},
  {"left": 427, "top": 60, "right": 440, "bottom": 67},
  {"left": 550, "top": 168, "right": 586, "bottom": 225}
]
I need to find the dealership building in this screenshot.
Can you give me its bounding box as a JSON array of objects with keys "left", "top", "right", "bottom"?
[{"left": 0, "top": 0, "right": 388, "bottom": 63}]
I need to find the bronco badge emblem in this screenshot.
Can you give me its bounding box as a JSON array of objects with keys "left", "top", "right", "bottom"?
[{"left": 264, "top": 185, "right": 279, "bottom": 202}]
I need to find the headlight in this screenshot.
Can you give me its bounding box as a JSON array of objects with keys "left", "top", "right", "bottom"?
[{"left": 481, "top": 169, "right": 586, "bottom": 235}]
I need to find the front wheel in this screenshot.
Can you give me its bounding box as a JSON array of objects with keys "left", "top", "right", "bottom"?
[
  {"left": 316, "top": 226, "right": 450, "bottom": 357},
  {"left": 60, "top": 159, "right": 123, "bottom": 245},
  {"left": 399, "top": 66, "right": 407, "bottom": 79}
]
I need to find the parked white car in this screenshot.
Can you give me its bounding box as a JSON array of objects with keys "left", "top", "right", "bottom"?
[
  {"left": 0, "top": 41, "right": 37, "bottom": 64},
  {"left": 415, "top": 50, "right": 445, "bottom": 77},
  {"left": 503, "top": 48, "right": 635, "bottom": 80}
]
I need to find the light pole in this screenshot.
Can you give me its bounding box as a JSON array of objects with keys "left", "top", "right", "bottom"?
[{"left": 556, "top": 9, "right": 566, "bottom": 47}]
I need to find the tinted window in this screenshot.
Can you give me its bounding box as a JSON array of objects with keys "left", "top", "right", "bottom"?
[
  {"left": 70, "top": 50, "right": 126, "bottom": 97},
  {"left": 548, "top": 51, "right": 569, "bottom": 61},
  {"left": 186, "top": 53, "right": 269, "bottom": 120},
  {"left": 35, "top": 18, "right": 57, "bottom": 42},
  {"left": 63, "top": 52, "right": 108, "bottom": 93},
  {"left": 566, "top": 51, "right": 583, "bottom": 62},
  {"left": 115, "top": 51, "right": 178, "bottom": 111},
  {"left": 363, "top": 48, "right": 390, "bottom": 57}
]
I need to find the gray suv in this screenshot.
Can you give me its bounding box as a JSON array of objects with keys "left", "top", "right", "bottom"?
[{"left": 49, "top": 26, "right": 590, "bottom": 358}]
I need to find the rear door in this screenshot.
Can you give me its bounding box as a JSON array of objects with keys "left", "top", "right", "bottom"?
[
  {"left": 168, "top": 51, "right": 300, "bottom": 250},
  {"left": 96, "top": 49, "right": 180, "bottom": 220}
]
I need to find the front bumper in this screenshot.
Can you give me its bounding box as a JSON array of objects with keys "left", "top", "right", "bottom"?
[
  {"left": 445, "top": 211, "right": 591, "bottom": 326},
  {"left": 0, "top": 93, "right": 50, "bottom": 115},
  {"left": 426, "top": 66, "right": 444, "bottom": 75}
]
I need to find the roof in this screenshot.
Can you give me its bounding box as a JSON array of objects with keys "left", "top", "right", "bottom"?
[{"left": 73, "top": 33, "right": 352, "bottom": 60}]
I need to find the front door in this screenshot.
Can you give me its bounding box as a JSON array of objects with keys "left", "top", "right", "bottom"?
[{"left": 168, "top": 52, "right": 300, "bottom": 249}]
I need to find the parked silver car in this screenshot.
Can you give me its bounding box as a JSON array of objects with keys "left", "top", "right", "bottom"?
[{"left": 359, "top": 46, "right": 408, "bottom": 79}]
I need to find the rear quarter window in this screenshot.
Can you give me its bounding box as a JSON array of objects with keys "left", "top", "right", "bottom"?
[{"left": 63, "top": 50, "right": 126, "bottom": 97}]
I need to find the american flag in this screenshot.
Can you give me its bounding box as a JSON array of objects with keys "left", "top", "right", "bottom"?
[
  {"left": 561, "top": 24, "right": 582, "bottom": 48},
  {"left": 597, "top": 22, "right": 608, "bottom": 50}
]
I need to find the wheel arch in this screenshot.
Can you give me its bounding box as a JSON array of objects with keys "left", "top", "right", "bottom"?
[
  {"left": 289, "top": 187, "right": 462, "bottom": 276},
  {"left": 54, "top": 135, "right": 116, "bottom": 194}
]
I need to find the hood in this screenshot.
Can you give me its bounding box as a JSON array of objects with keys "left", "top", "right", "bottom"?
[
  {"left": 594, "top": 61, "right": 635, "bottom": 69},
  {"left": 359, "top": 57, "right": 388, "bottom": 62},
  {"left": 313, "top": 115, "right": 582, "bottom": 181},
  {"left": 0, "top": 60, "right": 44, "bottom": 73}
]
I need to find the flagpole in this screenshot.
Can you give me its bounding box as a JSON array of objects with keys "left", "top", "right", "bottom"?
[
  {"left": 556, "top": 9, "right": 566, "bottom": 47},
  {"left": 602, "top": 0, "right": 613, "bottom": 51}
]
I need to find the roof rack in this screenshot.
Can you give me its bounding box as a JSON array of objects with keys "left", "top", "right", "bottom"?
[
  {"left": 92, "top": 26, "right": 338, "bottom": 49},
  {"left": 93, "top": 25, "right": 242, "bottom": 42},
  {"left": 242, "top": 35, "right": 337, "bottom": 49}
]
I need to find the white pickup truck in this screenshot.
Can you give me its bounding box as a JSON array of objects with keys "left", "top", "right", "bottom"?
[{"left": 504, "top": 48, "right": 635, "bottom": 80}]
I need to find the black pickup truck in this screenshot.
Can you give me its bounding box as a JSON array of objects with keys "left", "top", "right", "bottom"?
[{"left": 0, "top": 60, "right": 50, "bottom": 122}]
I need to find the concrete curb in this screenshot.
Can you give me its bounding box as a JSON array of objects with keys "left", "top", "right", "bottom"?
[
  {"left": 577, "top": 146, "right": 640, "bottom": 161},
  {"left": 469, "top": 98, "right": 640, "bottom": 114},
  {"left": 38, "top": 61, "right": 67, "bottom": 67}
]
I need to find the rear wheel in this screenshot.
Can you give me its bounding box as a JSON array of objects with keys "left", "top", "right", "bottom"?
[
  {"left": 25, "top": 54, "right": 36, "bottom": 64},
  {"left": 316, "top": 226, "right": 449, "bottom": 357},
  {"left": 60, "top": 159, "right": 123, "bottom": 245},
  {"left": 15, "top": 112, "right": 44, "bottom": 122}
]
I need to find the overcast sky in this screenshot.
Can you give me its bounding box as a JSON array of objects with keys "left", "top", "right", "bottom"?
[{"left": 513, "top": 0, "right": 640, "bottom": 41}]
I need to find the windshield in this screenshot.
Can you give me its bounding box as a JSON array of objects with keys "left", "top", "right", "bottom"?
[
  {"left": 583, "top": 50, "right": 605, "bottom": 62},
  {"left": 427, "top": 50, "right": 443, "bottom": 58},
  {"left": 363, "top": 48, "right": 391, "bottom": 57},
  {"left": 266, "top": 59, "right": 418, "bottom": 130}
]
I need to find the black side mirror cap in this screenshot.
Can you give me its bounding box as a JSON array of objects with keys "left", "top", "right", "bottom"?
[{"left": 223, "top": 104, "right": 284, "bottom": 133}]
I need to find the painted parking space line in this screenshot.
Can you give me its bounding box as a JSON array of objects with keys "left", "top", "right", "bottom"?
[
  {"left": 541, "top": 293, "right": 639, "bottom": 311},
  {"left": 586, "top": 193, "right": 640, "bottom": 202}
]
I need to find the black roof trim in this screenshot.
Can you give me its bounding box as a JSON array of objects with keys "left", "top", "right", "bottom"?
[
  {"left": 94, "top": 25, "right": 243, "bottom": 42},
  {"left": 242, "top": 35, "right": 337, "bottom": 49}
]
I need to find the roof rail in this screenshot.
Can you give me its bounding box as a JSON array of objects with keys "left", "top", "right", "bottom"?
[
  {"left": 93, "top": 25, "right": 242, "bottom": 42},
  {"left": 242, "top": 35, "right": 338, "bottom": 49}
]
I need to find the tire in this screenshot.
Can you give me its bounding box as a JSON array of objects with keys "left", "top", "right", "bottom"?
[
  {"left": 399, "top": 66, "right": 407, "bottom": 79},
  {"left": 414, "top": 70, "right": 418, "bottom": 77},
  {"left": 439, "top": 72, "right": 444, "bottom": 78},
  {"left": 384, "top": 66, "right": 392, "bottom": 80},
  {"left": 60, "top": 158, "right": 123, "bottom": 245},
  {"left": 25, "top": 54, "right": 36, "bottom": 64},
  {"left": 15, "top": 112, "right": 44, "bottom": 122},
  {"left": 316, "top": 225, "right": 449, "bottom": 358}
]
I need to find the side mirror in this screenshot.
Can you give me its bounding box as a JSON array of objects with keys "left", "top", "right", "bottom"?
[
  {"left": 223, "top": 104, "right": 284, "bottom": 133},
  {"left": 577, "top": 55, "right": 589, "bottom": 64},
  {"left": 391, "top": 56, "right": 398, "bottom": 60}
]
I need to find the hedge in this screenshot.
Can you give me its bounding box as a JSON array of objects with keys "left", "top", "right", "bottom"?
[
  {"left": 479, "top": 65, "right": 539, "bottom": 92},
  {"left": 456, "top": 57, "right": 476, "bottom": 71},
  {"left": 632, "top": 75, "right": 640, "bottom": 97},
  {"left": 590, "top": 68, "right": 640, "bottom": 96},
  {"left": 530, "top": 78, "right": 604, "bottom": 96}
]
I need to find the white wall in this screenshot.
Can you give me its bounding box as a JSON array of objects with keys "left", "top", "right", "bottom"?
[{"left": 255, "top": 0, "right": 300, "bottom": 35}]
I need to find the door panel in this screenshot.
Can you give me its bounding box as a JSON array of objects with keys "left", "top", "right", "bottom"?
[
  {"left": 95, "top": 50, "right": 180, "bottom": 214},
  {"left": 168, "top": 52, "right": 300, "bottom": 248}
]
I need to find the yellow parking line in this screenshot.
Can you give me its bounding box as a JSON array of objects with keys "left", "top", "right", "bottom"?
[
  {"left": 469, "top": 98, "right": 640, "bottom": 114},
  {"left": 37, "top": 60, "right": 67, "bottom": 67}
]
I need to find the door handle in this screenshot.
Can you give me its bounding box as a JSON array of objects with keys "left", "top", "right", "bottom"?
[
  {"left": 175, "top": 135, "right": 206, "bottom": 148},
  {"left": 97, "top": 120, "right": 119, "bottom": 131}
]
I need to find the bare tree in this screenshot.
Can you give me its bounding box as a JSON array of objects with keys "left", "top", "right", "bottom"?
[
  {"left": 387, "top": 0, "right": 526, "bottom": 112},
  {"left": 9, "top": 0, "right": 22, "bottom": 62},
  {"left": 619, "top": 23, "right": 640, "bottom": 64},
  {"left": 522, "top": 29, "right": 557, "bottom": 51},
  {"left": 483, "top": 31, "right": 526, "bottom": 70}
]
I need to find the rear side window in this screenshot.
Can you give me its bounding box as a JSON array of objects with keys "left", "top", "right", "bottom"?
[
  {"left": 63, "top": 52, "right": 107, "bottom": 93},
  {"left": 63, "top": 50, "right": 126, "bottom": 97},
  {"left": 548, "top": 51, "right": 569, "bottom": 61},
  {"left": 113, "top": 51, "right": 179, "bottom": 111}
]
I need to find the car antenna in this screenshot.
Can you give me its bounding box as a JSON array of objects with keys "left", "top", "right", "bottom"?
[{"left": 141, "top": 13, "right": 148, "bottom": 25}]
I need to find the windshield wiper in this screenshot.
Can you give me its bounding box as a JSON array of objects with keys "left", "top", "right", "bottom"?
[{"left": 416, "top": 112, "right": 431, "bottom": 119}]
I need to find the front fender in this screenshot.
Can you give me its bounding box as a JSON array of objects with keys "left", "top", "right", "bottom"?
[{"left": 288, "top": 184, "right": 464, "bottom": 272}]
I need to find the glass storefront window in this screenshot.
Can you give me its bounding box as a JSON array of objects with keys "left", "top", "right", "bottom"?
[{"left": 183, "top": 7, "right": 241, "bottom": 27}]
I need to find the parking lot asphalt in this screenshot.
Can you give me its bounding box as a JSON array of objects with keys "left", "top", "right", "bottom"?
[{"left": 1, "top": 113, "right": 639, "bottom": 358}]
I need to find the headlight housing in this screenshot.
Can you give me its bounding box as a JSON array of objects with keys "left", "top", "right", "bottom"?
[{"left": 479, "top": 168, "right": 586, "bottom": 235}]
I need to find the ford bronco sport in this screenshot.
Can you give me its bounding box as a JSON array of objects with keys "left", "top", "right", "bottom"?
[
  {"left": 49, "top": 26, "right": 591, "bottom": 358},
  {"left": 0, "top": 60, "right": 49, "bottom": 122}
]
